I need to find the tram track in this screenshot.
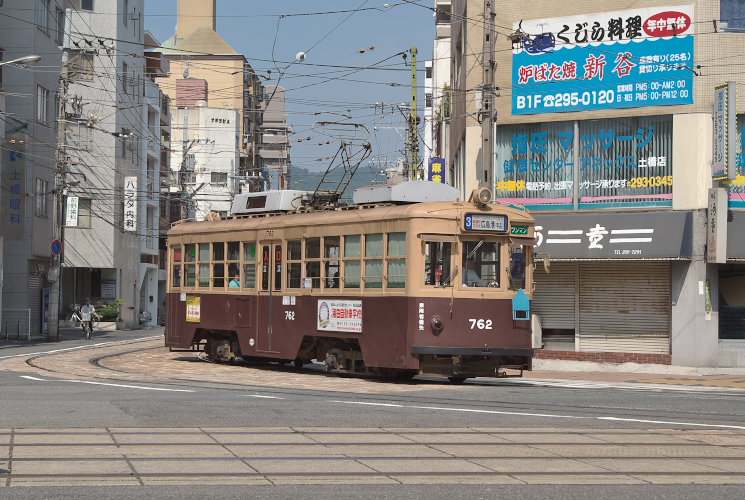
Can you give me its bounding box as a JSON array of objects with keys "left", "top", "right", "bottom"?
[{"left": 10, "top": 338, "right": 745, "bottom": 429}]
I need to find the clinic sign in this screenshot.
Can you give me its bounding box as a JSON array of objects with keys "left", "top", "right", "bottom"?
[
  {"left": 317, "top": 300, "right": 362, "bottom": 333},
  {"left": 512, "top": 5, "right": 695, "bottom": 115}
]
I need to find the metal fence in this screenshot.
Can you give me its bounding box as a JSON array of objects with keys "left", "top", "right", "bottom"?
[{"left": 1, "top": 309, "right": 31, "bottom": 341}]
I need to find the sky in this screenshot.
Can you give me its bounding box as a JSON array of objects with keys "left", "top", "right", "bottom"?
[{"left": 144, "top": 0, "right": 436, "bottom": 178}]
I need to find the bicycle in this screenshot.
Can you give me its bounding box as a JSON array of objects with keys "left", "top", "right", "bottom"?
[{"left": 65, "top": 304, "right": 100, "bottom": 329}]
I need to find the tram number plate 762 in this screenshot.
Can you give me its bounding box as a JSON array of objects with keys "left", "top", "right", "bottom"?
[{"left": 468, "top": 319, "right": 493, "bottom": 330}]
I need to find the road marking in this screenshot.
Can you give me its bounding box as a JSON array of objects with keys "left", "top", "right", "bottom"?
[
  {"left": 331, "top": 400, "right": 585, "bottom": 419},
  {"left": 333, "top": 401, "right": 745, "bottom": 430},
  {"left": 20, "top": 375, "right": 46, "bottom": 381},
  {"left": 245, "top": 394, "right": 284, "bottom": 399},
  {"left": 63, "top": 379, "right": 194, "bottom": 392},
  {"left": 499, "top": 378, "right": 745, "bottom": 393},
  {"left": 598, "top": 417, "right": 745, "bottom": 430},
  {"left": 0, "top": 335, "right": 162, "bottom": 360}
]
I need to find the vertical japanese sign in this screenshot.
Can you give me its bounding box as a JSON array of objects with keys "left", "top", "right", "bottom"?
[
  {"left": 65, "top": 196, "right": 79, "bottom": 227},
  {"left": 712, "top": 82, "right": 737, "bottom": 180},
  {"left": 732, "top": 116, "right": 745, "bottom": 207},
  {"left": 1, "top": 141, "right": 26, "bottom": 240},
  {"left": 123, "top": 176, "right": 137, "bottom": 232},
  {"left": 512, "top": 5, "right": 695, "bottom": 115},
  {"left": 427, "top": 158, "right": 446, "bottom": 184}
]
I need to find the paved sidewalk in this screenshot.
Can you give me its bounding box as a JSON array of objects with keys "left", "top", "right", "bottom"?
[{"left": 2, "top": 427, "right": 745, "bottom": 486}]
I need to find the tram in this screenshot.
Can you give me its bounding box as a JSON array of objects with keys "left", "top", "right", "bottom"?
[{"left": 165, "top": 182, "right": 538, "bottom": 382}]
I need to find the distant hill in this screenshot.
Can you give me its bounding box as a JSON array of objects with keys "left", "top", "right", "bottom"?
[{"left": 289, "top": 165, "right": 389, "bottom": 202}]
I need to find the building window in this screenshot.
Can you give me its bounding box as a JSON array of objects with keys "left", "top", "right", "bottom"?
[
  {"left": 210, "top": 172, "right": 228, "bottom": 184},
  {"left": 70, "top": 52, "right": 94, "bottom": 80},
  {"left": 123, "top": 0, "right": 129, "bottom": 27},
  {"left": 70, "top": 122, "right": 92, "bottom": 151},
  {"left": 121, "top": 61, "right": 128, "bottom": 94},
  {"left": 81, "top": 0, "right": 94, "bottom": 10},
  {"left": 0, "top": 48, "right": 4, "bottom": 89},
  {"left": 721, "top": 0, "right": 745, "bottom": 31},
  {"left": 78, "top": 198, "right": 92, "bottom": 228},
  {"left": 36, "top": 85, "right": 49, "bottom": 123},
  {"left": 37, "top": 0, "right": 50, "bottom": 33},
  {"left": 55, "top": 8, "right": 65, "bottom": 45},
  {"left": 35, "top": 179, "right": 48, "bottom": 217}
]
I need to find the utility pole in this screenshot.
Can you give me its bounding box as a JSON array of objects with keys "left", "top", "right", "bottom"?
[
  {"left": 480, "top": 0, "right": 496, "bottom": 188},
  {"left": 48, "top": 9, "right": 72, "bottom": 341},
  {"left": 409, "top": 46, "right": 419, "bottom": 179}
]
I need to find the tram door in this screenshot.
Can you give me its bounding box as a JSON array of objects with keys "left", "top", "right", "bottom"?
[{"left": 257, "top": 240, "right": 282, "bottom": 352}]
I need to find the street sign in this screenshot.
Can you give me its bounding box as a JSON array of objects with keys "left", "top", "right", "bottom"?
[{"left": 51, "top": 239, "right": 62, "bottom": 256}]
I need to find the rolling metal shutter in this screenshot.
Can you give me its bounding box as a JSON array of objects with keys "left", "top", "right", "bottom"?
[
  {"left": 578, "top": 262, "right": 670, "bottom": 354},
  {"left": 27, "top": 261, "right": 48, "bottom": 337},
  {"left": 533, "top": 262, "right": 576, "bottom": 331}
]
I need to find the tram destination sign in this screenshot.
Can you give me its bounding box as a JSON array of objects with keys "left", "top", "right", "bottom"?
[{"left": 464, "top": 214, "right": 507, "bottom": 232}]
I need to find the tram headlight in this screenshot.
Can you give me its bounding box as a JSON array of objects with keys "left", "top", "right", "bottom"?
[{"left": 470, "top": 187, "right": 492, "bottom": 206}]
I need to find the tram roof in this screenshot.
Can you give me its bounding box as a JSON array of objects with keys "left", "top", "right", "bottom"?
[{"left": 167, "top": 201, "right": 534, "bottom": 237}]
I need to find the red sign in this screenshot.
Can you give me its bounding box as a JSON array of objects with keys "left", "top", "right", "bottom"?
[
  {"left": 643, "top": 11, "right": 691, "bottom": 37},
  {"left": 51, "top": 239, "right": 62, "bottom": 256}
]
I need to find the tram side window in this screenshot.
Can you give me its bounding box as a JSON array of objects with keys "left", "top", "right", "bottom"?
[
  {"left": 286, "top": 240, "right": 302, "bottom": 288},
  {"left": 184, "top": 243, "right": 196, "bottom": 287},
  {"left": 171, "top": 245, "right": 182, "bottom": 288},
  {"left": 462, "top": 241, "right": 500, "bottom": 288},
  {"left": 343, "top": 235, "right": 361, "bottom": 289},
  {"left": 424, "top": 241, "right": 452, "bottom": 286},
  {"left": 227, "top": 242, "right": 240, "bottom": 288},
  {"left": 212, "top": 242, "right": 225, "bottom": 288},
  {"left": 324, "top": 236, "right": 340, "bottom": 288},
  {"left": 508, "top": 244, "right": 526, "bottom": 290},
  {"left": 305, "top": 237, "right": 321, "bottom": 288},
  {"left": 261, "top": 245, "right": 271, "bottom": 291},
  {"left": 387, "top": 232, "right": 406, "bottom": 289},
  {"left": 242, "top": 242, "right": 257, "bottom": 288},
  {"left": 364, "top": 233, "right": 383, "bottom": 289},
  {"left": 198, "top": 243, "right": 210, "bottom": 287}
]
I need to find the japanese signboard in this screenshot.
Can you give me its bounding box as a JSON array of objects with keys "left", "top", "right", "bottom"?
[
  {"left": 533, "top": 211, "right": 692, "bottom": 259},
  {"left": 1, "top": 141, "right": 26, "bottom": 240},
  {"left": 317, "top": 300, "right": 362, "bottom": 333},
  {"left": 186, "top": 295, "right": 201, "bottom": 322},
  {"left": 712, "top": 82, "right": 737, "bottom": 180},
  {"left": 732, "top": 114, "right": 745, "bottom": 207},
  {"left": 727, "top": 211, "right": 745, "bottom": 260},
  {"left": 464, "top": 213, "right": 507, "bottom": 232},
  {"left": 707, "top": 188, "right": 728, "bottom": 263},
  {"left": 123, "top": 176, "right": 137, "bottom": 232},
  {"left": 65, "top": 196, "right": 79, "bottom": 227},
  {"left": 101, "top": 279, "right": 117, "bottom": 299},
  {"left": 427, "top": 158, "right": 446, "bottom": 184},
  {"left": 495, "top": 116, "right": 672, "bottom": 206},
  {"left": 512, "top": 5, "right": 695, "bottom": 115}
]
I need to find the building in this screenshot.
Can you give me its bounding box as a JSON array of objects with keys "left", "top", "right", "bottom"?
[
  {"left": 259, "top": 86, "right": 291, "bottom": 190},
  {"left": 60, "top": 0, "right": 162, "bottom": 329},
  {"left": 0, "top": 0, "right": 74, "bottom": 337},
  {"left": 157, "top": 0, "right": 263, "bottom": 184},
  {"left": 449, "top": 0, "right": 745, "bottom": 367},
  {"left": 432, "top": 0, "right": 452, "bottom": 179},
  {"left": 170, "top": 96, "right": 240, "bottom": 219}
]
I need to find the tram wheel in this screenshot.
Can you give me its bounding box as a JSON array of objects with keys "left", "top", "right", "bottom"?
[
  {"left": 293, "top": 358, "right": 306, "bottom": 370},
  {"left": 448, "top": 376, "right": 467, "bottom": 384}
]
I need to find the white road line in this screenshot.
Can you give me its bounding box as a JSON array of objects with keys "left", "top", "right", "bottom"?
[
  {"left": 20, "top": 375, "right": 46, "bottom": 381},
  {"left": 330, "top": 400, "right": 585, "bottom": 419},
  {"left": 63, "top": 379, "right": 194, "bottom": 392},
  {"left": 332, "top": 401, "right": 745, "bottom": 430},
  {"left": 598, "top": 417, "right": 745, "bottom": 430},
  {"left": 500, "top": 378, "right": 745, "bottom": 393},
  {"left": 0, "top": 335, "right": 162, "bottom": 360},
  {"left": 245, "top": 394, "right": 284, "bottom": 399}
]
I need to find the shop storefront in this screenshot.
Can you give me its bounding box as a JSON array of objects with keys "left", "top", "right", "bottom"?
[{"left": 532, "top": 211, "right": 692, "bottom": 360}]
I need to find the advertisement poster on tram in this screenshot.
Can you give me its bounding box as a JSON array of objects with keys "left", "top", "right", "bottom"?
[
  {"left": 186, "top": 296, "right": 201, "bottom": 323},
  {"left": 512, "top": 5, "right": 695, "bottom": 115},
  {"left": 317, "top": 300, "right": 362, "bottom": 333}
]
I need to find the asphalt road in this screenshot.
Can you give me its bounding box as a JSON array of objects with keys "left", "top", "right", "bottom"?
[{"left": 1, "top": 331, "right": 745, "bottom": 497}]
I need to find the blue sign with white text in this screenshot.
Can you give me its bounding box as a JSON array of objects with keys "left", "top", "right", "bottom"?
[{"left": 511, "top": 5, "right": 695, "bottom": 115}]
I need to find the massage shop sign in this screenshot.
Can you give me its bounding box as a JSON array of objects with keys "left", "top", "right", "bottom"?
[{"left": 512, "top": 5, "right": 694, "bottom": 114}]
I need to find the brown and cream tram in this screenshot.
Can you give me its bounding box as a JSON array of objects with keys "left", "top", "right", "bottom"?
[{"left": 165, "top": 185, "right": 538, "bottom": 382}]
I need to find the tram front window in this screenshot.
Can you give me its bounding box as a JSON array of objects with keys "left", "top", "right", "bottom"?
[
  {"left": 424, "top": 241, "right": 452, "bottom": 286},
  {"left": 462, "top": 240, "right": 500, "bottom": 288}
]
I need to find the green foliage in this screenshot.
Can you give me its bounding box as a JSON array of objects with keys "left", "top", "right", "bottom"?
[{"left": 96, "top": 304, "right": 119, "bottom": 321}]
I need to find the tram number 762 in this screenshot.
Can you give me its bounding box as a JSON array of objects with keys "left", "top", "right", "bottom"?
[{"left": 468, "top": 318, "right": 493, "bottom": 330}]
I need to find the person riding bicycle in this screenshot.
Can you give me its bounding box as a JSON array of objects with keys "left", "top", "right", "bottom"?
[{"left": 80, "top": 298, "right": 97, "bottom": 337}]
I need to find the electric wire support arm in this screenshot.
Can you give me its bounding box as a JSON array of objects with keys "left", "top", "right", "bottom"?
[{"left": 309, "top": 122, "right": 372, "bottom": 208}]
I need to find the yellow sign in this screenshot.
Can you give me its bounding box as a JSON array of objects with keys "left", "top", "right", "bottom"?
[{"left": 186, "top": 296, "right": 201, "bottom": 323}]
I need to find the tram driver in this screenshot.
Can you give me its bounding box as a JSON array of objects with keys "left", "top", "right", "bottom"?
[{"left": 462, "top": 258, "right": 487, "bottom": 287}]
